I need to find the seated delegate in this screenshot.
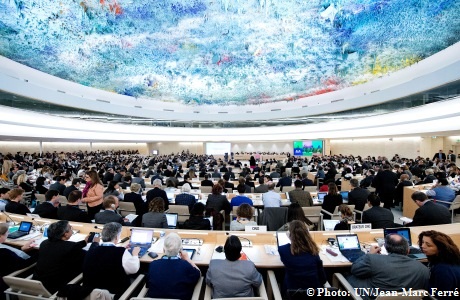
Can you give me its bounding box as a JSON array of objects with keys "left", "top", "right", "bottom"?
[
  {"left": 33, "top": 220, "right": 89, "bottom": 294},
  {"left": 206, "top": 235, "right": 262, "bottom": 298},
  {"left": 146, "top": 233, "right": 201, "bottom": 299},
  {"left": 278, "top": 220, "right": 326, "bottom": 294},
  {"left": 418, "top": 230, "right": 460, "bottom": 300},
  {"left": 82, "top": 222, "right": 140, "bottom": 298},
  {"left": 142, "top": 197, "right": 168, "bottom": 228},
  {"left": 229, "top": 203, "right": 257, "bottom": 231}
]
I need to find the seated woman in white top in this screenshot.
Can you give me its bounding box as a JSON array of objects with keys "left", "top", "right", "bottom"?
[{"left": 230, "top": 203, "right": 257, "bottom": 231}]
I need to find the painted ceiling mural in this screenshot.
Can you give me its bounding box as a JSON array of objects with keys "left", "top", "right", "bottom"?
[{"left": 0, "top": 0, "right": 459, "bottom": 106}]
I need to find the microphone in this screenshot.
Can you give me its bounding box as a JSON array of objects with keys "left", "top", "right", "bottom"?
[
  {"left": 225, "top": 232, "right": 252, "bottom": 247},
  {"left": 94, "top": 225, "right": 103, "bottom": 230},
  {"left": 1, "top": 210, "right": 16, "bottom": 226}
]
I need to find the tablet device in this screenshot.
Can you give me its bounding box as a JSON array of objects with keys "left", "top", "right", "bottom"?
[{"left": 182, "top": 248, "right": 196, "bottom": 259}]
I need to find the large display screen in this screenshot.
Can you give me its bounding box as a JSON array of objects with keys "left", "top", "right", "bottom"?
[
  {"left": 293, "top": 140, "right": 323, "bottom": 156},
  {"left": 205, "top": 143, "right": 231, "bottom": 155}
]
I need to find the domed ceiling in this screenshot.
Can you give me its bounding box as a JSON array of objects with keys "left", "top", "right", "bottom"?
[{"left": 0, "top": 0, "right": 459, "bottom": 106}]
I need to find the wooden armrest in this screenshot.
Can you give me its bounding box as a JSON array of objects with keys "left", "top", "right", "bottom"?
[
  {"left": 118, "top": 274, "right": 145, "bottom": 300},
  {"left": 332, "top": 273, "right": 363, "bottom": 300},
  {"left": 267, "top": 270, "right": 282, "bottom": 300},
  {"left": 68, "top": 273, "right": 83, "bottom": 285},
  {"left": 320, "top": 209, "right": 334, "bottom": 217},
  {"left": 192, "top": 277, "right": 204, "bottom": 299},
  {"left": 7, "top": 263, "right": 36, "bottom": 277}
]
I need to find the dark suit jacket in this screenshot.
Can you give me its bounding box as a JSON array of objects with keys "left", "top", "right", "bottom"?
[
  {"left": 201, "top": 179, "right": 214, "bottom": 187},
  {"left": 406, "top": 201, "right": 451, "bottom": 227},
  {"left": 433, "top": 152, "right": 446, "bottom": 160},
  {"left": 224, "top": 182, "right": 235, "bottom": 190},
  {"left": 362, "top": 206, "right": 394, "bottom": 229},
  {"left": 33, "top": 202, "right": 58, "bottom": 219},
  {"left": 348, "top": 188, "right": 370, "bottom": 212},
  {"left": 146, "top": 188, "right": 169, "bottom": 210},
  {"left": 254, "top": 184, "right": 269, "bottom": 193},
  {"left": 57, "top": 205, "right": 92, "bottom": 223},
  {"left": 276, "top": 177, "right": 292, "bottom": 189},
  {"left": 48, "top": 182, "right": 66, "bottom": 195},
  {"left": 95, "top": 210, "right": 125, "bottom": 225},
  {"left": 62, "top": 185, "right": 78, "bottom": 199},
  {"left": 372, "top": 170, "right": 398, "bottom": 194},
  {"left": 5, "top": 201, "right": 31, "bottom": 215},
  {"left": 33, "top": 239, "right": 87, "bottom": 294}
]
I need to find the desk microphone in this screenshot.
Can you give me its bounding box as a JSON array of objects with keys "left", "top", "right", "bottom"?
[
  {"left": 1, "top": 210, "right": 16, "bottom": 226},
  {"left": 94, "top": 225, "right": 103, "bottom": 230},
  {"left": 226, "top": 232, "right": 252, "bottom": 247}
]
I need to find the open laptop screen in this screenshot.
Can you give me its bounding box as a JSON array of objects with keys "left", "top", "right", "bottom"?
[
  {"left": 340, "top": 191, "right": 349, "bottom": 201},
  {"left": 165, "top": 213, "right": 178, "bottom": 227},
  {"left": 317, "top": 192, "right": 327, "bottom": 201},
  {"left": 323, "top": 219, "right": 340, "bottom": 231},
  {"left": 337, "top": 234, "right": 361, "bottom": 251},
  {"left": 383, "top": 228, "right": 412, "bottom": 245},
  {"left": 18, "top": 221, "right": 33, "bottom": 233},
  {"left": 130, "top": 229, "right": 154, "bottom": 245}
]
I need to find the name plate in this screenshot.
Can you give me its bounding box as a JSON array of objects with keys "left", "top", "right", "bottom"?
[
  {"left": 245, "top": 225, "right": 267, "bottom": 232},
  {"left": 350, "top": 223, "right": 372, "bottom": 232}
]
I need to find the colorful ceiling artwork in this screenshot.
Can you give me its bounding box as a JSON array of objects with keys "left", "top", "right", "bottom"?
[{"left": 0, "top": 0, "right": 459, "bottom": 106}]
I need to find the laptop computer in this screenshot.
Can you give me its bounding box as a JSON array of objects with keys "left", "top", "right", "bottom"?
[
  {"left": 129, "top": 228, "right": 154, "bottom": 257},
  {"left": 165, "top": 213, "right": 178, "bottom": 229},
  {"left": 317, "top": 192, "right": 327, "bottom": 202},
  {"left": 383, "top": 227, "right": 426, "bottom": 259},
  {"left": 336, "top": 234, "right": 365, "bottom": 262},
  {"left": 8, "top": 221, "right": 33, "bottom": 239},
  {"left": 323, "top": 219, "right": 341, "bottom": 231}
]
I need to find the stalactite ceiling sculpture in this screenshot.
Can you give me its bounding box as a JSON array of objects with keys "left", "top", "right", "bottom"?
[{"left": 1, "top": 0, "right": 459, "bottom": 106}]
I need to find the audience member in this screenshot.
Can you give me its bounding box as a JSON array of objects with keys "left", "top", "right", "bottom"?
[
  {"left": 276, "top": 172, "right": 292, "bottom": 191},
  {"left": 230, "top": 184, "right": 253, "bottom": 208},
  {"left": 48, "top": 176, "right": 66, "bottom": 195},
  {"left": 82, "top": 222, "right": 140, "bottom": 298},
  {"left": 372, "top": 164, "right": 398, "bottom": 209},
  {"left": 142, "top": 197, "right": 168, "bottom": 228},
  {"left": 33, "top": 189, "right": 60, "bottom": 219},
  {"left": 183, "top": 202, "right": 211, "bottom": 230},
  {"left": 347, "top": 233, "right": 429, "bottom": 299},
  {"left": 123, "top": 183, "right": 147, "bottom": 223},
  {"left": 278, "top": 220, "right": 326, "bottom": 294},
  {"left": 362, "top": 194, "right": 394, "bottom": 229},
  {"left": 146, "top": 179, "right": 169, "bottom": 211},
  {"left": 262, "top": 183, "right": 281, "bottom": 207},
  {"left": 394, "top": 174, "right": 412, "bottom": 208},
  {"left": 288, "top": 180, "right": 313, "bottom": 207},
  {"left": 206, "top": 235, "right": 262, "bottom": 298},
  {"left": 278, "top": 203, "right": 314, "bottom": 231},
  {"left": 95, "top": 196, "right": 127, "bottom": 225},
  {"left": 228, "top": 204, "right": 256, "bottom": 232},
  {"left": 146, "top": 233, "right": 200, "bottom": 299},
  {"left": 254, "top": 177, "right": 268, "bottom": 193},
  {"left": 33, "top": 220, "right": 89, "bottom": 294},
  {"left": 347, "top": 178, "right": 370, "bottom": 217},
  {"left": 57, "top": 190, "right": 92, "bottom": 223},
  {"left": 175, "top": 184, "right": 197, "bottom": 213},
  {"left": 333, "top": 204, "right": 354, "bottom": 230},
  {"left": 5, "top": 188, "right": 30, "bottom": 215},
  {"left": 62, "top": 178, "right": 81, "bottom": 199},
  {"left": 425, "top": 178, "right": 456, "bottom": 208},
  {"left": 206, "top": 184, "right": 231, "bottom": 215},
  {"left": 405, "top": 192, "right": 451, "bottom": 227},
  {"left": 321, "top": 182, "right": 342, "bottom": 219},
  {"left": 418, "top": 230, "right": 460, "bottom": 300},
  {"left": 103, "top": 180, "right": 124, "bottom": 201}
]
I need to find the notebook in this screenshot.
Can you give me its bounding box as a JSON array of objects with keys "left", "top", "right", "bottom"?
[
  {"left": 165, "top": 213, "right": 178, "bottom": 229},
  {"left": 336, "top": 234, "right": 365, "bottom": 262},
  {"left": 383, "top": 227, "right": 426, "bottom": 259},
  {"left": 129, "top": 228, "right": 154, "bottom": 257},
  {"left": 8, "top": 221, "right": 33, "bottom": 239},
  {"left": 317, "top": 192, "right": 327, "bottom": 201},
  {"left": 276, "top": 231, "right": 290, "bottom": 247}
]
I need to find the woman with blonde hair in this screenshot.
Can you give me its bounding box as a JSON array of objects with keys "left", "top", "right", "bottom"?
[
  {"left": 278, "top": 220, "right": 326, "bottom": 294},
  {"left": 81, "top": 170, "right": 104, "bottom": 219}
]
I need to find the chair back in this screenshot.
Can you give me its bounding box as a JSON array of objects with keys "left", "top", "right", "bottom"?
[
  {"left": 3, "top": 276, "right": 53, "bottom": 299},
  {"left": 303, "top": 186, "right": 317, "bottom": 192},
  {"left": 35, "top": 194, "right": 46, "bottom": 204},
  {"left": 259, "top": 207, "right": 288, "bottom": 231},
  {"left": 201, "top": 186, "right": 213, "bottom": 193},
  {"left": 302, "top": 206, "right": 323, "bottom": 230},
  {"left": 282, "top": 186, "right": 295, "bottom": 193},
  {"left": 118, "top": 201, "right": 136, "bottom": 217},
  {"left": 168, "top": 205, "right": 191, "bottom": 223}
]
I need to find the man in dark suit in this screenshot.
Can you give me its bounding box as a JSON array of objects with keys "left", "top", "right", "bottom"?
[
  {"left": 433, "top": 150, "right": 446, "bottom": 161},
  {"left": 48, "top": 176, "right": 66, "bottom": 195},
  {"left": 300, "top": 173, "right": 314, "bottom": 187},
  {"left": 223, "top": 174, "right": 234, "bottom": 190},
  {"left": 347, "top": 179, "right": 370, "bottom": 219},
  {"left": 62, "top": 178, "right": 81, "bottom": 199},
  {"left": 113, "top": 168, "right": 126, "bottom": 182},
  {"left": 102, "top": 168, "right": 115, "bottom": 184},
  {"left": 34, "top": 190, "right": 60, "bottom": 219},
  {"left": 146, "top": 179, "right": 169, "bottom": 210},
  {"left": 448, "top": 150, "right": 456, "bottom": 163},
  {"left": 57, "top": 190, "right": 91, "bottom": 223},
  {"left": 119, "top": 175, "right": 132, "bottom": 189},
  {"left": 405, "top": 192, "right": 451, "bottom": 227},
  {"left": 372, "top": 164, "right": 398, "bottom": 209},
  {"left": 362, "top": 194, "right": 394, "bottom": 229},
  {"left": 254, "top": 177, "right": 269, "bottom": 193},
  {"left": 276, "top": 172, "right": 292, "bottom": 191},
  {"left": 95, "top": 196, "right": 127, "bottom": 225},
  {"left": 200, "top": 174, "right": 214, "bottom": 187}
]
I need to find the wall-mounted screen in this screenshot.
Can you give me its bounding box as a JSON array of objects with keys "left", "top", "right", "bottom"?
[
  {"left": 206, "top": 143, "right": 231, "bottom": 155},
  {"left": 152, "top": 150, "right": 158, "bottom": 155},
  {"left": 293, "top": 140, "right": 323, "bottom": 156}
]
